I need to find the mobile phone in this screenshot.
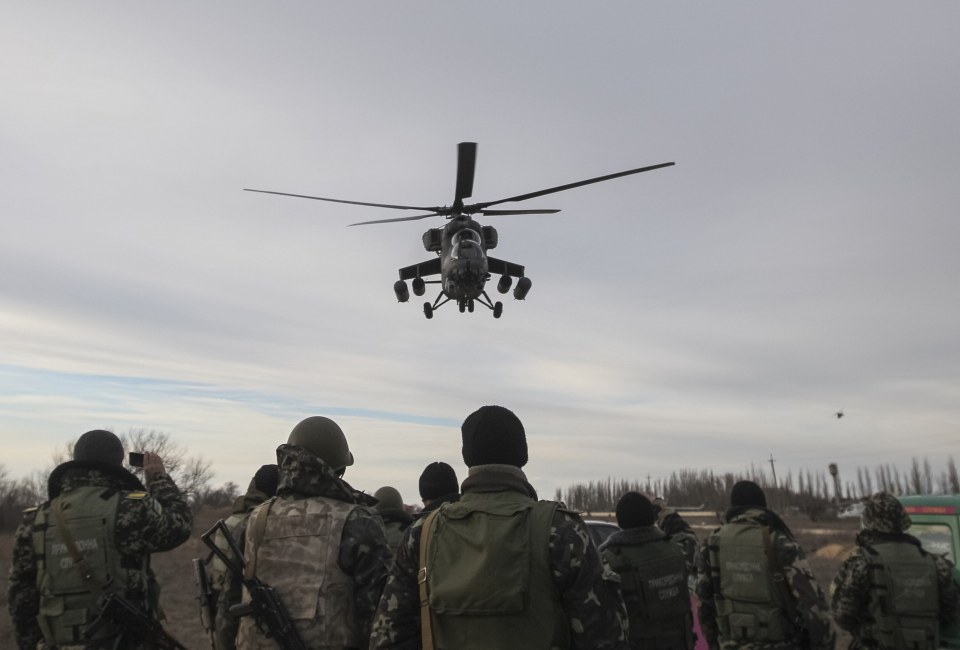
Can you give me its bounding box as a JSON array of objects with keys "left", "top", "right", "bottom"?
[{"left": 128, "top": 452, "right": 145, "bottom": 468}]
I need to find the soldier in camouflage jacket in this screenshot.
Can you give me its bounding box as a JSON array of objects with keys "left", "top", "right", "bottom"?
[
  {"left": 7, "top": 429, "right": 193, "bottom": 650},
  {"left": 831, "top": 491, "right": 959, "bottom": 648},
  {"left": 232, "top": 417, "right": 392, "bottom": 649},
  {"left": 696, "top": 481, "right": 835, "bottom": 650},
  {"left": 369, "top": 405, "right": 629, "bottom": 650}
]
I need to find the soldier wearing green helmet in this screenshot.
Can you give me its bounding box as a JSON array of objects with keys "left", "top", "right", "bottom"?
[{"left": 234, "top": 416, "right": 392, "bottom": 649}]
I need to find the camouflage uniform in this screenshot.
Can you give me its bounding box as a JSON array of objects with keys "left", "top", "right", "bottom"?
[
  {"left": 230, "top": 443, "right": 392, "bottom": 649},
  {"left": 7, "top": 460, "right": 192, "bottom": 650},
  {"left": 211, "top": 486, "right": 272, "bottom": 650},
  {"left": 831, "top": 492, "right": 960, "bottom": 648},
  {"left": 600, "top": 525, "right": 696, "bottom": 649},
  {"left": 695, "top": 506, "right": 835, "bottom": 650},
  {"left": 369, "top": 464, "right": 629, "bottom": 650},
  {"left": 654, "top": 498, "right": 700, "bottom": 589}
]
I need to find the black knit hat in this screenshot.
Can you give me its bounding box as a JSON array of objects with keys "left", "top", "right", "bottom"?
[
  {"left": 419, "top": 462, "right": 459, "bottom": 500},
  {"left": 616, "top": 491, "right": 656, "bottom": 529},
  {"left": 74, "top": 430, "right": 124, "bottom": 466},
  {"left": 730, "top": 480, "right": 767, "bottom": 508},
  {"left": 461, "top": 405, "right": 528, "bottom": 468},
  {"left": 252, "top": 464, "right": 279, "bottom": 498}
]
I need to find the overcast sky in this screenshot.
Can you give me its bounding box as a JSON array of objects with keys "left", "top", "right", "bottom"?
[{"left": 2, "top": 3, "right": 958, "bottom": 504}]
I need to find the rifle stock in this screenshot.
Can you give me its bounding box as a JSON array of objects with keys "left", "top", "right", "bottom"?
[{"left": 86, "top": 592, "right": 187, "bottom": 650}]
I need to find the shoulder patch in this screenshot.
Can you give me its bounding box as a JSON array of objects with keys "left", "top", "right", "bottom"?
[
  {"left": 125, "top": 491, "right": 148, "bottom": 500},
  {"left": 23, "top": 506, "right": 38, "bottom": 514}
]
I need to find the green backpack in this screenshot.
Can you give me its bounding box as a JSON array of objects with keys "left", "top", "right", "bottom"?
[
  {"left": 861, "top": 540, "right": 940, "bottom": 650},
  {"left": 707, "top": 522, "right": 795, "bottom": 644},
  {"left": 605, "top": 538, "right": 694, "bottom": 650},
  {"left": 423, "top": 491, "right": 569, "bottom": 650}
]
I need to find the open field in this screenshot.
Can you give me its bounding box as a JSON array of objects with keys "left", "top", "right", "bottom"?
[{"left": 2, "top": 508, "right": 859, "bottom": 649}]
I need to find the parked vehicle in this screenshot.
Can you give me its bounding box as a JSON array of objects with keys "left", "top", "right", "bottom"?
[{"left": 899, "top": 494, "right": 960, "bottom": 648}]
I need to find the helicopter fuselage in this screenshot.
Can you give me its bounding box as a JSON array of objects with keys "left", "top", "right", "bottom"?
[{"left": 437, "top": 216, "right": 490, "bottom": 300}]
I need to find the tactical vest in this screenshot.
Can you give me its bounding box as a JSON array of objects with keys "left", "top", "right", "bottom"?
[
  {"left": 707, "top": 522, "right": 795, "bottom": 644},
  {"left": 236, "top": 495, "right": 361, "bottom": 649},
  {"left": 423, "top": 491, "right": 569, "bottom": 650},
  {"left": 860, "top": 540, "right": 940, "bottom": 650},
  {"left": 605, "top": 538, "right": 694, "bottom": 650},
  {"left": 31, "top": 486, "right": 151, "bottom": 646}
]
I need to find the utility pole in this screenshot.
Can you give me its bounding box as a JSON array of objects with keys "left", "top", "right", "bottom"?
[{"left": 768, "top": 453, "right": 778, "bottom": 489}]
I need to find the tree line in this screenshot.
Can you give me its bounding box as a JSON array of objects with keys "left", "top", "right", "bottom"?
[
  {"left": 555, "top": 456, "right": 960, "bottom": 518},
  {"left": 0, "top": 429, "right": 240, "bottom": 532}
]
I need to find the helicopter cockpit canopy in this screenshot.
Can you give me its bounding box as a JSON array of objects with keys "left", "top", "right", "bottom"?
[{"left": 451, "top": 228, "right": 484, "bottom": 260}]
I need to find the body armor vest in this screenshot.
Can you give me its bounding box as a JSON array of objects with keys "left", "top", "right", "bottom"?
[
  {"left": 861, "top": 540, "right": 940, "bottom": 650},
  {"left": 237, "top": 495, "right": 361, "bottom": 649},
  {"left": 605, "top": 538, "right": 694, "bottom": 650},
  {"left": 31, "top": 486, "right": 150, "bottom": 646},
  {"left": 424, "top": 491, "right": 569, "bottom": 650},
  {"left": 707, "top": 522, "right": 794, "bottom": 644}
]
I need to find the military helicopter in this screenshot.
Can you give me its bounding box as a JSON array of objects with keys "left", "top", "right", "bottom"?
[{"left": 246, "top": 143, "right": 674, "bottom": 318}]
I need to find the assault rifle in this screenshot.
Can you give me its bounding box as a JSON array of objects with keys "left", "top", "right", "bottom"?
[
  {"left": 192, "top": 556, "right": 217, "bottom": 648},
  {"left": 201, "top": 519, "right": 308, "bottom": 650},
  {"left": 85, "top": 592, "right": 187, "bottom": 650}
]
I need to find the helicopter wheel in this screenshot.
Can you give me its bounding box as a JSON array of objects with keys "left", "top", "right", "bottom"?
[
  {"left": 468, "top": 300, "right": 475, "bottom": 313},
  {"left": 459, "top": 300, "right": 466, "bottom": 313},
  {"left": 423, "top": 302, "right": 433, "bottom": 319},
  {"left": 493, "top": 302, "right": 503, "bottom": 319}
]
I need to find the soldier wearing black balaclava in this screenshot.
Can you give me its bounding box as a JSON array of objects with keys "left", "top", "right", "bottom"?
[{"left": 370, "top": 405, "right": 629, "bottom": 649}]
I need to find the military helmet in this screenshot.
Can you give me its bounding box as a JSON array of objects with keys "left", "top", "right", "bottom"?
[
  {"left": 374, "top": 486, "right": 404, "bottom": 512},
  {"left": 287, "top": 416, "right": 354, "bottom": 471},
  {"left": 74, "top": 429, "right": 124, "bottom": 466}
]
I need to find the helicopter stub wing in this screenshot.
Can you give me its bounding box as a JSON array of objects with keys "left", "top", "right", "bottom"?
[
  {"left": 487, "top": 257, "right": 525, "bottom": 278},
  {"left": 398, "top": 258, "right": 442, "bottom": 281}
]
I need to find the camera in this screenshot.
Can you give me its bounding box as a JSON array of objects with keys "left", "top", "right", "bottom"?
[{"left": 128, "top": 452, "right": 145, "bottom": 468}]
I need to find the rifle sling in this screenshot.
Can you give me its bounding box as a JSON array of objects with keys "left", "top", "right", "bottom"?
[{"left": 418, "top": 508, "right": 441, "bottom": 650}]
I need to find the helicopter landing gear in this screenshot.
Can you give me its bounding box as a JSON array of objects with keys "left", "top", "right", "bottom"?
[
  {"left": 468, "top": 300, "right": 475, "bottom": 313},
  {"left": 497, "top": 275, "right": 513, "bottom": 294},
  {"left": 412, "top": 277, "right": 426, "bottom": 297},
  {"left": 493, "top": 302, "right": 503, "bottom": 318},
  {"left": 423, "top": 302, "right": 434, "bottom": 319},
  {"left": 458, "top": 300, "right": 466, "bottom": 313},
  {"left": 394, "top": 280, "right": 410, "bottom": 303}
]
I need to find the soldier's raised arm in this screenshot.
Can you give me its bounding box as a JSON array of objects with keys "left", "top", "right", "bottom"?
[{"left": 114, "top": 450, "right": 193, "bottom": 554}]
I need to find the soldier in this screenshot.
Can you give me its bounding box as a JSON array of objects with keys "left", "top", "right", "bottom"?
[
  {"left": 600, "top": 491, "right": 696, "bottom": 649},
  {"left": 416, "top": 461, "right": 460, "bottom": 517},
  {"left": 652, "top": 495, "right": 700, "bottom": 588},
  {"left": 370, "top": 405, "right": 629, "bottom": 650},
  {"left": 831, "top": 491, "right": 960, "bottom": 649},
  {"left": 374, "top": 486, "right": 414, "bottom": 558},
  {"left": 208, "top": 464, "right": 279, "bottom": 650},
  {"left": 7, "top": 429, "right": 192, "bottom": 649},
  {"left": 235, "top": 416, "right": 392, "bottom": 649},
  {"left": 696, "top": 480, "right": 835, "bottom": 650}
]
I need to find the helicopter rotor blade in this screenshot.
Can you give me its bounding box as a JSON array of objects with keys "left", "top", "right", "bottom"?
[
  {"left": 454, "top": 142, "right": 477, "bottom": 206},
  {"left": 348, "top": 212, "right": 445, "bottom": 226},
  {"left": 479, "top": 209, "right": 561, "bottom": 216},
  {"left": 470, "top": 161, "right": 675, "bottom": 211},
  {"left": 244, "top": 188, "right": 442, "bottom": 213}
]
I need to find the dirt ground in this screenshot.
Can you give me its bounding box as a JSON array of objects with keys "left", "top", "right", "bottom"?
[{"left": 1, "top": 508, "right": 860, "bottom": 649}]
